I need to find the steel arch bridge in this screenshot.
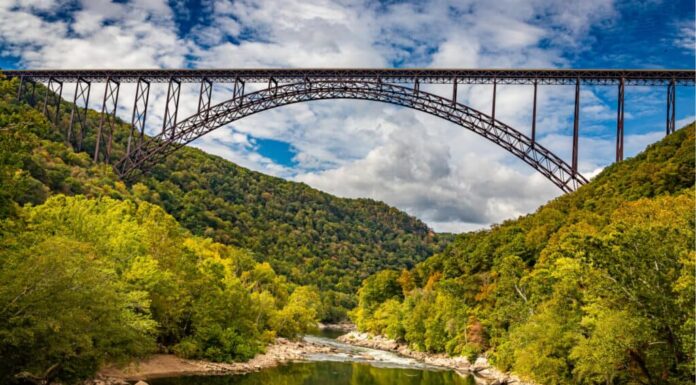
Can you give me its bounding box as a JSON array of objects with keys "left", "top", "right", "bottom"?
[{"left": 5, "top": 68, "right": 695, "bottom": 193}]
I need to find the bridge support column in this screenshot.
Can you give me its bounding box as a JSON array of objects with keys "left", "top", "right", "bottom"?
[
  {"left": 451, "top": 78, "right": 458, "bottom": 107},
  {"left": 95, "top": 77, "right": 120, "bottom": 163},
  {"left": 666, "top": 79, "right": 675, "bottom": 135},
  {"left": 126, "top": 77, "right": 150, "bottom": 158},
  {"left": 30, "top": 80, "right": 37, "bottom": 106},
  {"left": 616, "top": 77, "right": 624, "bottom": 162},
  {"left": 233, "top": 77, "right": 245, "bottom": 106},
  {"left": 268, "top": 77, "right": 278, "bottom": 96},
  {"left": 16, "top": 75, "right": 25, "bottom": 102},
  {"left": 531, "top": 79, "right": 537, "bottom": 146},
  {"left": 197, "top": 77, "right": 213, "bottom": 119},
  {"left": 491, "top": 78, "right": 497, "bottom": 123},
  {"left": 572, "top": 78, "right": 580, "bottom": 174},
  {"left": 162, "top": 77, "right": 181, "bottom": 138},
  {"left": 68, "top": 78, "right": 91, "bottom": 151},
  {"left": 42, "top": 77, "right": 63, "bottom": 125},
  {"left": 413, "top": 78, "right": 420, "bottom": 96}
]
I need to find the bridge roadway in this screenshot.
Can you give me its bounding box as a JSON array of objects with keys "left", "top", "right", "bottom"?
[{"left": 3, "top": 68, "right": 695, "bottom": 85}]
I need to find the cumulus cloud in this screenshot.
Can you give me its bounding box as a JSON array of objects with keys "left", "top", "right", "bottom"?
[{"left": 296, "top": 114, "right": 559, "bottom": 227}]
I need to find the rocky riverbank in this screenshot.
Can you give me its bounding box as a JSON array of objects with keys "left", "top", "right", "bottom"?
[
  {"left": 337, "top": 331, "right": 534, "bottom": 385},
  {"left": 89, "top": 337, "right": 337, "bottom": 385},
  {"left": 317, "top": 321, "right": 356, "bottom": 332}
]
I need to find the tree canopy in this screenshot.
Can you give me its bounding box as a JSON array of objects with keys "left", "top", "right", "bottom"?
[{"left": 352, "top": 124, "right": 696, "bottom": 385}]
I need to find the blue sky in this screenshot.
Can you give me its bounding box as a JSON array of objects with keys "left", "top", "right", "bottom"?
[{"left": 0, "top": 0, "right": 694, "bottom": 232}]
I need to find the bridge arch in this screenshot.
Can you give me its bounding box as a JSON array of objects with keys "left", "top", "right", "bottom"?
[{"left": 117, "top": 80, "right": 588, "bottom": 192}]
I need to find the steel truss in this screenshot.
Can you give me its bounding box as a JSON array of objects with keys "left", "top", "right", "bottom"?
[
  {"left": 126, "top": 77, "right": 150, "bottom": 159},
  {"left": 68, "top": 78, "right": 91, "bottom": 150},
  {"left": 162, "top": 77, "right": 181, "bottom": 138},
  {"left": 197, "top": 77, "right": 213, "bottom": 117},
  {"left": 15, "top": 76, "right": 38, "bottom": 106},
  {"left": 42, "top": 77, "right": 63, "bottom": 124},
  {"left": 116, "top": 80, "right": 589, "bottom": 192},
  {"left": 94, "top": 77, "right": 120, "bottom": 163},
  {"left": 6, "top": 67, "right": 694, "bottom": 193}
]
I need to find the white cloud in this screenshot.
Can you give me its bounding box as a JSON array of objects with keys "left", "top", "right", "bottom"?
[
  {"left": 674, "top": 18, "right": 695, "bottom": 52},
  {"left": 676, "top": 115, "right": 695, "bottom": 128}
]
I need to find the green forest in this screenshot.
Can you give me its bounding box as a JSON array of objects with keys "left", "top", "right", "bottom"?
[
  {"left": 0, "top": 76, "right": 445, "bottom": 383},
  {"left": 0, "top": 73, "right": 694, "bottom": 385},
  {"left": 351, "top": 124, "right": 695, "bottom": 384}
]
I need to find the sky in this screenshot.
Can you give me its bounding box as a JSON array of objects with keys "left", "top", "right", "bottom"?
[{"left": 0, "top": 0, "right": 694, "bottom": 232}]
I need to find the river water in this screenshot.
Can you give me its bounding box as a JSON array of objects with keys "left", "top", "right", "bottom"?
[{"left": 148, "top": 330, "right": 475, "bottom": 385}]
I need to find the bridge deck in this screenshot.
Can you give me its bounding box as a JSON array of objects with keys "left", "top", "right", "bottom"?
[{"left": 3, "top": 68, "right": 695, "bottom": 85}]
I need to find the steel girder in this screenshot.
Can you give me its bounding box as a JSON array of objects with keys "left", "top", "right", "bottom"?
[
  {"left": 616, "top": 78, "right": 625, "bottom": 162},
  {"left": 666, "top": 80, "right": 676, "bottom": 135},
  {"left": 126, "top": 77, "right": 150, "bottom": 158},
  {"left": 68, "top": 77, "right": 91, "bottom": 150},
  {"left": 16, "top": 75, "right": 25, "bottom": 101},
  {"left": 531, "top": 80, "right": 538, "bottom": 145},
  {"left": 15, "top": 76, "right": 37, "bottom": 106},
  {"left": 116, "top": 80, "right": 588, "bottom": 193},
  {"left": 4, "top": 68, "right": 694, "bottom": 86},
  {"left": 162, "top": 77, "right": 181, "bottom": 138},
  {"left": 572, "top": 79, "right": 580, "bottom": 174},
  {"left": 197, "top": 77, "right": 213, "bottom": 117},
  {"left": 42, "top": 77, "right": 63, "bottom": 125},
  {"left": 94, "top": 77, "right": 120, "bottom": 163}
]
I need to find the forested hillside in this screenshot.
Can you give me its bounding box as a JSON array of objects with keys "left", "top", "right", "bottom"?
[
  {"left": 142, "top": 142, "right": 448, "bottom": 313},
  {"left": 0, "top": 77, "right": 329, "bottom": 383},
  {"left": 0, "top": 76, "right": 449, "bottom": 321},
  {"left": 352, "top": 124, "right": 695, "bottom": 385}
]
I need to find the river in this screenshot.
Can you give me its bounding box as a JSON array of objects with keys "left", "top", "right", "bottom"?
[{"left": 148, "top": 329, "right": 475, "bottom": 385}]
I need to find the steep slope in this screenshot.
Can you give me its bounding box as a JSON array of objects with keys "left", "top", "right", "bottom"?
[
  {"left": 0, "top": 80, "right": 326, "bottom": 384},
  {"left": 0, "top": 76, "right": 449, "bottom": 320},
  {"left": 140, "top": 145, "right": 445, "bottom": 298},
  {"left": 352, "top": 124, "right": 695, "bottom": 385}
]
